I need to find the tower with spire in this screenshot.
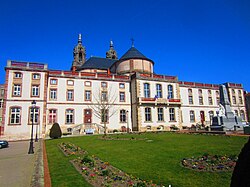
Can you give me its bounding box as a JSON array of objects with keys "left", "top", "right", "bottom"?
[
  {"left": 106, "top": 40, "right": 118, "bottom": 59},
  {"left": 71, "top": 34, "right": 86, "bottom": 71}
]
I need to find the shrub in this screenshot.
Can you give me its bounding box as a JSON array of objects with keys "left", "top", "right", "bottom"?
[{"left": 49, "top": 123, "right": 62, "bottom": 139}]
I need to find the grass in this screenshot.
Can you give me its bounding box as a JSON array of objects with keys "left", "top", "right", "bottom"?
[{"left": 45, "top": 132, "right": 248, "bottom": 187}]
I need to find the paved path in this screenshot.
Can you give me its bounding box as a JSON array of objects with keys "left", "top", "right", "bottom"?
[{"left": 0, "top": 140, "right": 43, "bottom": 187}]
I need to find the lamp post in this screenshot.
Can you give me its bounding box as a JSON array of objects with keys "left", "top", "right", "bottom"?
[
  {"left": 126, "top": 110, "right": 129, "bottom": 133},
  {"left": 28, "top": 100, "right": 36, "bottom": 154},
  {"left": 35, "top": 117, "right": 38, "bottom": 142}
]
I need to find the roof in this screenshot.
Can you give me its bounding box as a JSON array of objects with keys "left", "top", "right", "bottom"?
[
  {"left": 77, "top": 57, "right": 117, "bottom": 70},
  {"left": 120, "top": 47, "right": 153, "bottom": 63}
]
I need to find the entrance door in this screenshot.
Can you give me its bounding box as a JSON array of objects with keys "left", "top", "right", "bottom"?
[
  {"left": 200, "top": 111, "right": 205, "bottom": 124},
  {"left": 84, "top": 109, "right": 92, "bottom": 124}
]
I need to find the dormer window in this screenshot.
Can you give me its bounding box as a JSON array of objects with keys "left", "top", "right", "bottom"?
[
  {"left": 14, "top": 72, "right": 22, "bottom": 78},
  {"left": 32, "top": 73, "right": 40, "bottom": 80}
]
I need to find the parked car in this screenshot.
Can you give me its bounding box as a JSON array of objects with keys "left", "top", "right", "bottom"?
[{"left": 0, "top": 140, "right": 8, "bottom": 149}]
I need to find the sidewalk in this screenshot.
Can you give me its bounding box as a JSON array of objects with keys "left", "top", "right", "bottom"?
[{"left": 0, "top": 140, "right": 44, "bottom": 187}]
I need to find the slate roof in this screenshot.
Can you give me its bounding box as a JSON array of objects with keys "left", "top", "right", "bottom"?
[
  {"left": 120, "top": 47, "right": 153, "bottom": 63},
  {"left": 77, "top": 57, "right": 117, "bottom": 70}
]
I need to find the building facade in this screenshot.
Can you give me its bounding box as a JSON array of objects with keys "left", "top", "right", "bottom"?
[{"left": 1, "top": 35, "right": 247, "bottom": 139}]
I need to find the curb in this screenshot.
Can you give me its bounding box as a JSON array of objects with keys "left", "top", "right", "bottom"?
[{"left": 43, "top": 140, "right": 52, "bottom": 187}]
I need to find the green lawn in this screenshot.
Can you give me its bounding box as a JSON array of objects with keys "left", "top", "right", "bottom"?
[{"left": 45, "top": 132, "right": 248, "bottom": 187}]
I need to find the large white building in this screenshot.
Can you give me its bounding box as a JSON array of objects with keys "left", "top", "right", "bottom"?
[{"left": 1, "top": 35, "right": 247, "bottom": 139}]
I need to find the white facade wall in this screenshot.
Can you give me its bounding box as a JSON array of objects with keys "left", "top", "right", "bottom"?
[
  {"left": 4, "top": 69, "right": 46, "bottom": 138},
  {"left": 180, "top": 86, "right": 219, "bottom": 127},
  {"left": 46, "top": 76, "right": 131, "bottom": 134}
]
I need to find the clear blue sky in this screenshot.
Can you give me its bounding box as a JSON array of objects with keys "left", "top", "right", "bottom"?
[{"left": 1, "top": 0, "right": 250, "bottom": 91}]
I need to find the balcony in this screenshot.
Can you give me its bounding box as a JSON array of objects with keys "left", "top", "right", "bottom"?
[{"left": 139, "top": 97, "right": 181, "bottom": 105}]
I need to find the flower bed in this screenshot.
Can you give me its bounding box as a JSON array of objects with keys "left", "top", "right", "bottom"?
[
  {"left": 58, "top": 142, "right": 86, "bottom": 156},
  {"left": 181, "top": 153, "right": 237, "bottom": 172},
  {"left": 59, "top": 142, "right": 163, "bottom": 187}
]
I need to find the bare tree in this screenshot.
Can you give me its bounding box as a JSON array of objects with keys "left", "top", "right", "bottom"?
[{"left": 88, "top": 86, "right": 118, "bottom": 136}]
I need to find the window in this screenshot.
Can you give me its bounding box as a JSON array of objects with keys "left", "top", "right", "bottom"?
[
  {"left": 208, "top": 90, "right": 212, "bottom": 95},
  {"left": 1, "top": 89, "right": 4, "bottom": 97},
  {"left": 85, "top": 81, "right": 91, "bottom": 87},
  {"left": 101, "top": 91, "right": 107, "bottom": 101},
  {"left": 119, "top": 92, "right": 125, "bottom": 102},
  {"left": 198, "top": 89, "right": 202, "bottom": 95},
  {"left": 48, "top": 109, "right": 57, "bottom": 124},
  {"left": 144, "top": 83, "right": 150, "bottom": 98},
  {"left": 240, "top": 110, "right": 245, "bottom": 120},
  {"left": 188, "top": 89, "right": 193, "bottom": 104},
  {"left": 0, "top": 99, "right": 3, "bottom": 108},
  {"left": 209, "top": 111, "right": 214, "bottom": 120},
  {"left": 208, "top": 97, "right": 213, "bottom": 105},
  {"left": 14, "top": 72, "right": 22, "bottom": 78},
  {"left": 101, "top": 109, "right": 108, "bottom": 123},
  {"left": 145, "top": 107, "right": 151, "bottom": 121},
  {"left": 232, "top": 89, "right": 235, "bottom": 94},
  {"left": 188, "top": 89, "right": 192, "bottom": 94},
  {"left": 239, "top": 96, "right": 243, "bottom": 104},
  {"left": 169, "top": 108, "right": 175, "bottom": 121},
  {"left": 50, "top": 89, "right": 57, "bottom": 100},
  {"left": 216, "top": 91, "right": 220, "bottom": 105},
  {"left": 216, "top": 97, "right": 220, "bottom": 105},
  {"left": 232, "top": 96, "right": 236, "bottom": 104},
  {"left": 188, "top": 96, "right": 193, "bottom": 104},
  {"left": 29, "top": 107, "right": 39, "bottom": 124},
  {"left": 67, "top": 80, "right": 74, "bottom": 86},
  {"left": 120, "top": 110, "right": 126, "bottom": 122},
  {"left": 168, "top": 85, "right": 174, "bottom": 99},
  {"left": 9, "top": 107, "right": 21, "bottom": 124},
  {"left": 13, "top": 84, "right": 21, "bottom": 96},
  {"left": 101, "top": 82, "right": 107, "bottom": 88},
  {"left": 235, "top": 110, "right": 239, "bottom": 116},
  {"left": 67, "top": 90, "right": 74, "bottom": 101},
  {"left": 190, "top": 110, "right": 195, "bottom": 122},
  {"left": 156, "top": 84, "right": 162, "bottom": 98},
  {"left": 85, "top": 90, "right": 91, "bottom": 101},
  {"left": 50, "top": 79, "right": 57, "bottom": 85},
  {"left": 32, "top": 73, "right": 40, "bottom": 79},
  {"left": 66, "top": 109, "right": 74, "bottom": 124},
  {"left": 199, "top": 96, "right": 203, "bottom": 105},
  {"left": 119, "top": 83, "right": 125, "bottom": 89},
  {"left": 157, "top": 108, "right": 164, "bottom": 121},
  {"left": 31, "top": 85, "right": 39, "bottom": 97}
]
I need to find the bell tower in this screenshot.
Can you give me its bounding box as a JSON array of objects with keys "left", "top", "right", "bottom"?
[
  {"left": 106, "top": 40, "right": 118, "bottom": 59},
  {"left": 71, "top": 34, "right": 86, "bottom": 71}
]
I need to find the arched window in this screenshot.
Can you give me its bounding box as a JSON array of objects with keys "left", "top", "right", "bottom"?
[
  {"left": 168, "top": 85, "right": 174, "bottom": 99},
  {"left": 29, "top": 107, "right": 40, "bottom": 124},
  {"left": 48, "top": 109, "right": 57, "bottom": 124},
  {"left": 190, "top": 110, "right": 195, "bottom": 122}
]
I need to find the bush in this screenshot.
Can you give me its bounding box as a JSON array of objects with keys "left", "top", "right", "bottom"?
[{"left": 49, "top": 123, "right": 62, "bottom": 139}]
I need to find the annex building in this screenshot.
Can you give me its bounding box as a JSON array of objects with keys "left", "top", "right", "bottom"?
[{"left": 1, "top": 35, "right": 247, "bottom": 139}]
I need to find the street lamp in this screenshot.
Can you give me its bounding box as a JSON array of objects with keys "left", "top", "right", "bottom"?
[
  {"left": 126, "top": 110, "right": 129, "bottom": 133},
  {"left": 28, "top": 100, "right": 36, "bottom": 154}
]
